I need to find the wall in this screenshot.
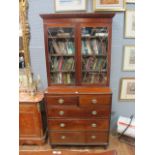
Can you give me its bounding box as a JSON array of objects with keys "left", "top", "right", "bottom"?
[{"left": 28, "top": 0, "right": 135, "bottom": 130}]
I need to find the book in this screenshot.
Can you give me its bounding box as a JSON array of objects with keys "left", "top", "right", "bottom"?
[
  {"left": 86, "top": 40, "right": 92, "bottom": 54},
  {"left": 58, "top": 57, "right": 64, "bottom": 71},
  {"left": 85, "top": 57, "right": 94, "bottom": 71},
  {"left": 52, "top": 40, "right": 61, "bottom": 54},
  {"left": 67, "top": 41, "right": 75, "bottom": 55},
  {"left": 58, "top": 41, "right": 67, "bottom": 54},
  {"left": 91, "top": 39, "right": 98, "bottom": 54}
]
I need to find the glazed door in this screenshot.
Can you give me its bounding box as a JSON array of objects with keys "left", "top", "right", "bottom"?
[
  {"left": 79, "top": 23, "right": 111, "bottom": 86},
  {"left": 45, "top": 24, "right": 77, "bottom": 85}
]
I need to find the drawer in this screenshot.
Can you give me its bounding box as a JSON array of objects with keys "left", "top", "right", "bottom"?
[
  {"left": 79, "top": 95, "right": 111, "bottom": 106},
  {"left": 47, "top": 105, "right": 110, "bottom": 118},
  {"left": 49, "top": 131, "right": 85, "bottom": 144},
  {"left": 86, "top": 132, "right": 108, "bottom": 144},
  {"left": 48, "top": 119, "right": 109, "bottom": 131},
  {"left": 46, "top": 96, "right": 78, "bottom": 106}
]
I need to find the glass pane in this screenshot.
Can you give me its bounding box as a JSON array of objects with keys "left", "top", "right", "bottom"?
[
  {"left": 81, "top": 27, "right": 108, "bottom": 84},
  {"left": 48, "top": 27, "right": 75, "bottom": 84}
]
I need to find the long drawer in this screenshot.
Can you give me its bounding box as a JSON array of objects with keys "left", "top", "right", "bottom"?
[
  {"left": 49, "top": 131, "right": 108, "bottom": 144},
  {"left": 47, "top": 105, "right": 111, "bottom": 118},
  {"left": 79, "top": 95, "right": 111, "bottom": 106},
  {"left": 48, "top": 119, "right": 109, "bottom": 131}
]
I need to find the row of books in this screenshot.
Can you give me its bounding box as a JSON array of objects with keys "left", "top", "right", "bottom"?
[
  {"left": 49, "top": 40, "right": 75, "bottom": 55},
  {"left": 51, "top": 57, "right": 75, "bottom": 71},
  {"left": 82, "top": 57, "right": 107, "bottom": 72},
  {"left": 82, "top": 28, "right": 108, "bottom": 36},
  {"left": 82, "top": 39, "right": 107, "bottom": 55},
  {"left": 51, "top": 73, "right": 74, "bottom": 84},
  {"left": 82, "top": 73, "right": 107, "bottom": 84}
]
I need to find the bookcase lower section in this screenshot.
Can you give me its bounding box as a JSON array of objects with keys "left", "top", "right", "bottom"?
[{"left": 45, "top": 87, "right": 112, "bottom": 148}]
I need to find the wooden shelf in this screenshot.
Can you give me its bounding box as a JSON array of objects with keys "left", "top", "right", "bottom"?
[
  {"left": 81, "top": 35, "right": 108, "bottom": 39},
  {"left": 82, "top": 54, "right": 107, "bottom": 57},
  {"left": 49, "top": 54, "right": 75, "bottom": 57},
  {"left": 82, "top": 70, "right": 107, "bottom": 72},
  {"left": 51, "top": 70, "right": 75, "bottom": 73},
  {"left": 48, "top": 36, "right": 74, "bottom": 39}
]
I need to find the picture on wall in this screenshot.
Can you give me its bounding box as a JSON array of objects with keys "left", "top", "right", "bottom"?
[
  {"left": 123, "top": 46, "right": 135, "bottom": 71},
  {"left": 126, "top": 0, "right": 135, "bottom": 3},
  {"left": 125, "top": 9, "right": 135, "bottom": 38},
  {"left": 55, "top": 0, "right": 86, "bottom": 12},
  {"left": 94, "top": 0, "right": 125, "bottom": 11},
  {"left": 119, "top": 77, "right": 135, "bottom": 101}
]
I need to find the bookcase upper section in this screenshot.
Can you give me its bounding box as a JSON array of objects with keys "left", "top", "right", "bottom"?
[{"left": 41, "top": 13, "right": 115, "bottom": 87}]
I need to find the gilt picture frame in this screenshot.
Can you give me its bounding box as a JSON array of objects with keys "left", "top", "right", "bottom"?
[
  {"left": 126, "top": 0, "right": 135, "bottom": 3},
  {"left": 119, "top": 77, "right": 135, "bottom": 101},
  {"left": 55, "top": 0, "right": 86, "bottom": 12},
  {"left": 94, "top": 0, "right": 126, "bottom": 12},
  {"left": 125, "top": 9, "right": 135, "bottom": 38},
  {"left": 122, "top": 45, "right": 135, "bottom": 71}
]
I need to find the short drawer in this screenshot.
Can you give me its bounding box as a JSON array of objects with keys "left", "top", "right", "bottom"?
[
  {"left": 86, "top": 131, "right": 108, "bottom": 144},
  {"left": 48, "top": 119, "right": 109, "bottom": 131},
  {"left": 79, "top": 95, "right": 111, "bottom": 106},
  {"left": 46, "top": 96, "right": 78, "bottom": 106},
  {"left": 47, "top": 105, "right": 110, "bottom": 118},
  {"left": 49, "top": 131, "right": 85, "bottom": 144}
]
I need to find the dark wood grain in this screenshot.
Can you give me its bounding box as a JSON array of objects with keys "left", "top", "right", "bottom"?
[
  {"left": 48, "top": 119, "right": 109, "bottom": 131},
  {"left": 79, "top": 95, "right": 111, "bottom": 106},
  {"left": 46, "top": 105, "right": 110, "bottom": 118},
  {"left": 19, "top": 100, "right": 47, "bottom": 145}
]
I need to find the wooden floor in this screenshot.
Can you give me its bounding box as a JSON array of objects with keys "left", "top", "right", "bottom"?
[{"left": 19, "top": 134, "right": 134, "bottom": 155}]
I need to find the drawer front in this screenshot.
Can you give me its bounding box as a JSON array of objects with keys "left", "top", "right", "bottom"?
[
  {"left": 46, "top": 96, "right": 78, "bottom": 106},
  {"left": 47, "top": 105, "right": 110, "bottom": 118},
  {"left": 48, "top": 119, "right": 109, "bottom": 131},
  {"left": 79, "top": 95, "right": 111, "bottom": 106},
  {"left": 49, "top": 132, "right": 85, "bottom": 144},
  {"left": 86, "top": 132, "right": 108, "bottom": 144}
]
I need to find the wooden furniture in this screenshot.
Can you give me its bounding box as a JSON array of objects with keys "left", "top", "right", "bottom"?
[
  {"left": 41, "top": 13, "right": 114, "bottom": 148},
  {"left": 19, "top": 92, "right": 47, "bottom": 145}
]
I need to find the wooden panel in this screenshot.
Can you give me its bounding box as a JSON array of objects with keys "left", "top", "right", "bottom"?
[
  {"left": 45, "top": 87, "right": 112, "bottom": 94},
  {"left": 86, "top": 132, "right": 108, "bottom": 144},
  {"left": 49, "top": 132, "right": 85, "bottom": 144},
  {"left": 46, "top": 96, "right": 78, "bottom": 106},
  {"left": 48, "top": 119, "right": 109, "bottom": 131},
  {"left": 19, "top": 104, "right": 41, "bottom": 137},
  {"left": 47, "top": 105, "right": 110, "bottom": 118},
  {"left": 79, "top": 95, "right": 111, "bottom": 106}
]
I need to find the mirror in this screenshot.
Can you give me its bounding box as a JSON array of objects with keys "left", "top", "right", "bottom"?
[{"left": 19, "top": 0, "right": 30, "bottom": 68}]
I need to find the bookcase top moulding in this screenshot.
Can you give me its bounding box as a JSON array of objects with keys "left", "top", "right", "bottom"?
[{"left": 40, "top": 13, "right": 115, "bottom": 19}]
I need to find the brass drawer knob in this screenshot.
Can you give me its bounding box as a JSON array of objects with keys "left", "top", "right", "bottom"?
[
  {"left": 61, "top": 135, "right": 66, "bottom": 140},
  {"left": 59, "top": 110, "right": 64, "bottom": 116},
  {"left": 58, "top": 98, "right": 64, "bottom": 104},
  {"left": 92, "top": 99, "right": 97, "bottom": 104},
  {"left": 91, "top": 123, "right": 97, "bottom": 128},
  {"left": 60, "top": 123, "right": 66, "bottom": 128},
  {"left": 91, "top": 135, "right": 96, "bottom": 139},
  {"left": 92, "top": 110, "right": 97, "bottom": 115}
]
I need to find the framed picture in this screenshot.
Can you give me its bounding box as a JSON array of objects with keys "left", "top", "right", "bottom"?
[
  {"left": 94, "top": 0, "right": 126, "bottom": 12},
  {"left": 126, "top": 0, "right": 135, "bottom": 3},
  {"left": 55, "top": 0, "right": 86, "bottom": 12},
  {"left": 125, "top": 9, "right": 135, "bottom": 38},
  {"left": 122, "top": 46, "right": 135, "bottom": 71},
  {"left": 119, "top": 78, "right": 135, "bottom": 101}
]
